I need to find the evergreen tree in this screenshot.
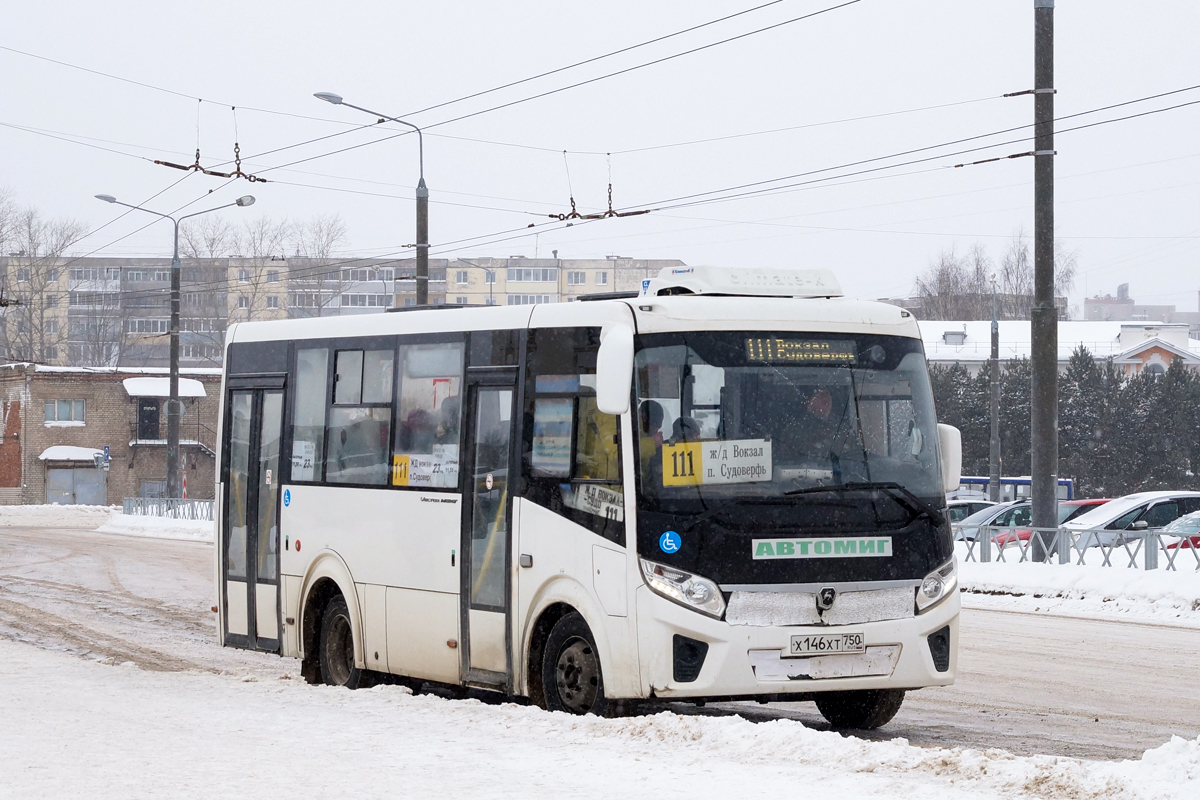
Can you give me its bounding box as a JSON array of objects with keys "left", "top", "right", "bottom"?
[
  {"left": 1058, "top": 347, "right": 1103, "bottom": 496},
  {"left": 999, "top": 357, "right": 1032, "bottom": 477},
  {"left": 1141, "top": 358, "right": 1199, "bottom": 490}
]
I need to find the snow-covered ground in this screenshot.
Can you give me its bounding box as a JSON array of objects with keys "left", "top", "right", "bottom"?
[
  {"left": 0, "top": 503, "right": 214, "bottom": 542},
  {"left": 0, "top": 636, "right": 1196, "bottom": 800},
  {"left": 958, "top": 545, "right": 1200, "bottom": 627},
  {"left": 2, "top": 508, "right": 1199, "bottom": 796}
]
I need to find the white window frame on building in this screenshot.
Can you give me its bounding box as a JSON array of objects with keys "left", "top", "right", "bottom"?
[
  {"left": 455, "top": 270, "right": 470, "bottom": 285},
  {"left": 507, "top": 294, "right": 554, "bottom": 305},
  {"left": 237, "top": 295, "right": 250, "bottom": 309},
  {"left": 267, "top": 270, "right": 280, "bottom": 283},
  {"left": 266, "top": 296, "right": 279, "bottom": 309},
  {"left": 567, "top": 271, "right": 586, "bottom": 286},
  {"left": 45, "top": 399, "right": 86, "bottom": 425},
  {"left": 506, "top": 268, "right": 557, "bottom": 283},
  {"left": 238, "top": 269, "right": 251, "bottom": 284},
  {"left": 596, "top": 272, "right": 608, "bottom": 286}
]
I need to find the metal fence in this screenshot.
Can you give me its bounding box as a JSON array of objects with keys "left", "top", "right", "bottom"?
[
  {"left": 954, "top": 525, "right": 1200, "bottom": 571},
  {"left": 122, "top": 497, "right": 215, "bottom": 521}
]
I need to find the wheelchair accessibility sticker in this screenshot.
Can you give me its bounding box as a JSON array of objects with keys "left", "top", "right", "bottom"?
[{"left": 659, "top": 530, "right": 681, "bottom": 553}]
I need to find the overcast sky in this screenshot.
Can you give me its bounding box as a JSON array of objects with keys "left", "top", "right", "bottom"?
[{"left": 2, "top": 0, "right": 1198, "bottom": 314}]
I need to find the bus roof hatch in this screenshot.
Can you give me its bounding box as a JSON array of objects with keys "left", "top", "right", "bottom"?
[{"left": 641, "top": 265, "right": 843, "bottom": 299}]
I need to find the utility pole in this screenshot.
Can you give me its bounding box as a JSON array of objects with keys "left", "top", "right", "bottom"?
[
  {"left": 1030, "top": 0, "right": 1058, "bottom": 561},
  {"left": 93, "top": 193, "right": 255, "bottom": 498},
  {"left": 416, "top": 178, "right": 429, "bottom": 305},
  {"left": 313, "top": 94, "right": 428, "bottom": 305},
  {"left": 168, "top": 225, "right": 181, "bottom": 499},
  {"left": 989, "top": 275, "right": 1001, "bottom": 503}
]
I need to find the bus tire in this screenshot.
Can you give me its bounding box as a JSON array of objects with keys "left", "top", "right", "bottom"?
[
  {"left": 541, "top": 612, "right": 608, "bottom": 716},
  {"left": 318, "top": 595, "right": 371, "bottom": 689},
  {"left": 814, "top": 689, "right": 905, "bottom": 730}
]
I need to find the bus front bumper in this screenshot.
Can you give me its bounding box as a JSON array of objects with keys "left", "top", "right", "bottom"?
[{"left": 633, "top": 585, "right": 959, "bottom": 699}]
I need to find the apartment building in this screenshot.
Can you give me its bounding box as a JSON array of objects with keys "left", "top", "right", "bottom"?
[
  {"left": 445, "top": 257, "right": 685, "bottom": 306},
  {"left": 1, "top": 255, "right": 687, "bottom": 369}
]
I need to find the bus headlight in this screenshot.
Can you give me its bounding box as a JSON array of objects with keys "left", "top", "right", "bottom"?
[
  {"left": 640, "top": 558, "right": 726, "bottom": 619},
  {"left": 916, "top": 559, "right": 957, "bottom": 613}
]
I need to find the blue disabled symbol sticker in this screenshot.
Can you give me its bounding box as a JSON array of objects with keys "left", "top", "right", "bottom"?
[
  {"left": 659, "top": 530, "right": 681, "bottom": 554},
  {"left": 283, "top": 489, "right": 291, "bottom": 507}
]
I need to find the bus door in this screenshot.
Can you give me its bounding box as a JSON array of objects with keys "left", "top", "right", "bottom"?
[
  {"left": 459, "top": 368, "right": 518, "bottom": 689},
  {"left": 221, "top": 380, "right": 285, "bottom": 653}
]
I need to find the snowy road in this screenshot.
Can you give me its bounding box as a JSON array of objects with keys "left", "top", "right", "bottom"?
[{"left": 1, "top": 524, "right": 1198, "bottom": 798}]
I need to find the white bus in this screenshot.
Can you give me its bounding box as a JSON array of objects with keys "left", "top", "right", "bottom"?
[{"left": 216, "top": 265, "right": 962, "bottom": 729}]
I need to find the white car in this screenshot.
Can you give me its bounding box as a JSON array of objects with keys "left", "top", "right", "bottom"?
[
  {"left": 1061, "top": 491, "right": 1200, "bottom": 548},
  {"left": 953, "top": 500, "right": 1028, "bottom": 542}
]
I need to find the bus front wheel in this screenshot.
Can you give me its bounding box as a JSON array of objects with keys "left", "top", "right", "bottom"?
[
  {"left": 541, "top": 612, "right": 608, "bottom": 715},
  {"left": 814, "top": 689, "right": 905, "bottom": 730},
  {"left": 318, "top": 595, "right": 370, "bottom": 689}
]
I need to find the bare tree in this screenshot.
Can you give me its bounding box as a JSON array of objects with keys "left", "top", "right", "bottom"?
[
  {"left": 227, "top": 217, "right": 290, "bottom": 323},
  {"left": 290, "top": 214, "right": 349, "bottom": 317},
  {"left": 914, "top": 228, "right": 1077, "bottom": 321},
  {"left": 0, "top": 188, "right": 17, "bottom": 258},
  {"left": 180, "top": 215, "right": 237, "bottom": 259},
  {"left": 3, "top": 207, "right": 87, "bottom": 363}
]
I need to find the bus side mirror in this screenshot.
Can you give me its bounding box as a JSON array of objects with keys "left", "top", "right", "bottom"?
[
  {"left": 937, "top": 423, "right": 962, "bottom": 494},
  {"left": 596, "top": 324, "right": 634, "bottom": 416}
]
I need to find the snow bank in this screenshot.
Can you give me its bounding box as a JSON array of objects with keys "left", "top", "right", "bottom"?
[
  {"left": 1, "top": 635, "right": 1196, "bottom": 799},
  {"left": 959, "top": 556, "right": 1200, "bottom": 624},
  {"left": 95, "top": 513, "right": 214, "bottom": 543},
  {"left": 0, "top": 503, "right": 118, "bottom": 529},
  {"left": 0, "top": 503, "right": 213, "bottom": 543}
]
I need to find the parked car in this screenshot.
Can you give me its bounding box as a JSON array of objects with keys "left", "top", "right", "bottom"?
[
  {"left": 946, "top": 497, "right": 997, "bottom": 524},
  {"left": 994, "top": 498, "right": 1112, "bottom": 547},
  {"left": 1159, "top": 510, "right": 1200, "bottom": 551},
  {"left": 954, "top": 500, "right": 1029, "bottom": 542},
  {"left": 1061, "top": 491, "right": 1200, "bottom": 548}
]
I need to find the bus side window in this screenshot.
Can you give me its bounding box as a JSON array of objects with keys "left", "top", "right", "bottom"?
[
  {"left": 392, "top": 342, "right": 464, "bottom": 489},
  {"left": 326, "top": 348, "right": 394, "bottom": 486},
  {"left": 522, "top": 327, "right": 624, "bottom": 546},
  {"left": 291, "top": 347, "right": 329, "bottom": 482}
]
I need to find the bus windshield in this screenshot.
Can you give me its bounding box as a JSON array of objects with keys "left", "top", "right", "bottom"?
[{"left": 634, "top": 331, "right": 943, "bottom": 520}]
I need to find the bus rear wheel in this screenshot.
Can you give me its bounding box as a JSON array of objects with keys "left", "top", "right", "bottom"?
[
  {"left": 541, "top": 612, "right": 608, "bottom": 715},
  {"left": 318, "top": 595, "right": 370, "bottom": 689},
  {"left": 814, "top": 689, "right": 905, "bottom": 730}
]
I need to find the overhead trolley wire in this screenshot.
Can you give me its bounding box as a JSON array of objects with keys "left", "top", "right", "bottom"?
[
  {"left": 621, "top": 85, "right": 1200, "bottom": 213},
  {"left": 241, "top": 0, "right": 868, "bottom": 176}
]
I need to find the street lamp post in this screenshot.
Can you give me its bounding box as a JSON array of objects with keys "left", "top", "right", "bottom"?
[
  {"left": 456, "top": 258, "right": 496, "bottom": 306},
  {"left": 314, "top": 93, "right": 429, "bottom": 305},
  {"left": 94, "top": 193, "right": 256, "bottom": 498}
]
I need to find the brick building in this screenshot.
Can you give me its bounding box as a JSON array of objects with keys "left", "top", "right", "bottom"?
[{"left": 0, "top": 364, "right": 221, "bottom": 505}]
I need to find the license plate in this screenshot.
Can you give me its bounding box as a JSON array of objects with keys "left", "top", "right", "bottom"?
[{"left": 788, "top": 631, "right": 866, "bottom": 657}]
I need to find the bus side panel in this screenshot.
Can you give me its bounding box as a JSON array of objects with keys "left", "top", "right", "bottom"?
[
  {"left": 387, "top": 587, "right": 460, "bottom": 682},
  {"left": 281, "top": 574, "right": 302, "bottom": 657},
  {"left": 515, "top": 499, "right": 642, "bottom": 699},
  {"left": 280, "top": 485, "right": 461, "bottom": 592}
]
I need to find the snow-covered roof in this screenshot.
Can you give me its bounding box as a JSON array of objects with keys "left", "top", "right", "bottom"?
[
  {"left": 920, "top": 320, "right": 1200, "bottom": 364},
  {"left": 38, "top": 446, "right": 102, "bottom": 462},
  {"left": 0, "top": 363, "right": 221, "bottom": 376},
  {"left": 122, "top": 377, "right": 207, "bottom": 397}
]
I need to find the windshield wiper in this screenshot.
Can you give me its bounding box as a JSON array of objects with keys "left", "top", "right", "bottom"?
[{"left": 785, "top": 481, "right": 945, "bottom": 526}]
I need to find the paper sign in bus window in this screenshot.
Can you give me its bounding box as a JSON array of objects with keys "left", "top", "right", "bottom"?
[
  {"left": 393, "top": 445, "right": 459, "bottom": 488},
  {"left": 662, "top": 439, "right": 772, "bottom": 486},
  {"left": 531, "top": 398, "right": 573, "bottom": 477},
  {"left": 291, "top": 440, "right": 315, "bottom": 481}
]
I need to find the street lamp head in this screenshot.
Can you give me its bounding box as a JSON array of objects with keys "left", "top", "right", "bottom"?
[
  {"left": 314, "top": 92, "right": 344, "bottom": 105},
  {"left": 235, "top": 195, "right": 256, "bottom": 207},
  {"left": 94, "top": 194, "right": 117, "bottom": 203}
]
